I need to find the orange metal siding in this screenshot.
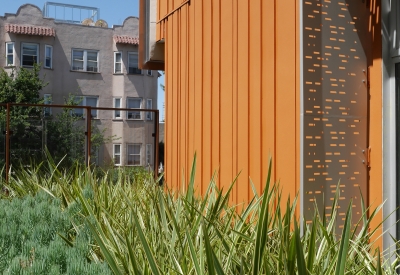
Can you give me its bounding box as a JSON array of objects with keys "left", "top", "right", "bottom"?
[
  {"left": 156, "top": 0, "right": 383, "bottom": 248},
  {"left": 368, "top": 0, "right": 383, "bottom": 246},
  {"left": 160, "top": 0, "right": 300, "bottom": 202}
]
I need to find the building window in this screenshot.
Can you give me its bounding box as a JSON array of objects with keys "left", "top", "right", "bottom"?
[
  {"left": 114, "top": 97, "right": 122, "bottom": 119},
  {"left": 44, "top": 94, "right": 52, "bottom": 117},
  {"left": 128, "top": 52, "right": 141, "bottom": 74},
  {"left": 147, "top": 70, "right": 152, "bottom": 76},
  {"left": 127, "top": 98, "right": 142, "bottom": 119},
  {"left": 113, "top": 144, "right": 121, "bottom": 165},
  {"left": 21, "top": 43, "right": 39, "bottom": 66},
  {"left": 146, "top": 144, "right": 152, "bottom": 166},
  {"left": 114, "top": 52, "right": 122, "bottom": 73},
  {"left": 73, "top": 96, "right": 99, "bottom": 118},
  {"left": 44, "top": 45, "right": 53, "bottom": 69},
  {"left": 6, "top": 42, "right": 14, "bottom": 66},
  {"left": 127, "top": 144, "right": 141, "bottom": 165},
  {"left": 91, "top": 146, "right": 99, "bottom": 165},
  {"left": 146, "top": 99, "right": 153, "bottom": 120},
  {"left": 72, "top": 49, "right": 99, "bottom": 72}
]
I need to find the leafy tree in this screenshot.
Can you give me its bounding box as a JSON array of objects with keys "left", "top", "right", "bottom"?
[
  {"left": 0, "top": 65, "right": 115, "bottom": 168},
  {"left": 0, "top": 64, "right": 47, "bottom": 166},
  {"left": 45, "top": 94, "right": 120, "bottom": 167}
]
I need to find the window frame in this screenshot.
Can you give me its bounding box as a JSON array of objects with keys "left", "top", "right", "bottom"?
[
  {"left": 113, "top": 144, "right": 121, "bottom": 166},
  {"left": 6, "top": 42, "right": 15, "bottom": 66},
  {"left": 127, "top": 52, "right": 142, "bottom": 74},
  {"left": 21, "top": 42, "right": 39, "bottom": 67},
  {"left": 73, "top": 96, "right": 99, "bottom": 118},
  {"left": 71, "top": 49, "right": 99, "bottom": 72},
  {"left": 44, "top": 94, "right": 52, "bottom": 117},
  {"left": 146, "top": 99, "right": 153, "bottom": 120},
  {"left": 127, "top": 143, "right": 141, "bottom": 166},
  {"left": 126, "top": 97, "right": 142, "bottom": 120},
  {"left": 147, "top": 70, "right": 152, "bottom": 76},
  {"left": 114, "top": 51, "right": 122, "bottom": 74},
  {"left": 44, "top": 45, "right": 53, "bottom": 69},
  {"left": 113, "top": 97, "right": 122, "bottom": 119},
  {"left": 146, "top": 144, "right": 152, "bottom": 166}
]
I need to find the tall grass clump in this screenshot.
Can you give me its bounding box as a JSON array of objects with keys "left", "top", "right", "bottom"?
[{"left": 0, "top": 154, "right": 399, "bottom": 274}]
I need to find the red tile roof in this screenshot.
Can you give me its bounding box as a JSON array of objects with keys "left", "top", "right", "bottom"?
[
  {"left": 5, "top": 24, "right": 56, "bottom": 37},
  {"left": 113, "top": 35, "right": 139, "bottom": 45}
]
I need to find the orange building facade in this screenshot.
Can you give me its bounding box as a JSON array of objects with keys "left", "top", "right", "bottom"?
[{"left": 139, "top": 0, "right": 396, "bottom": 249}]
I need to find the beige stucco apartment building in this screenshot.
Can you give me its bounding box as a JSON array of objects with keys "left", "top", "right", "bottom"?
[{"left": 0, "top": 4, "right": 158, "bottom": 168}]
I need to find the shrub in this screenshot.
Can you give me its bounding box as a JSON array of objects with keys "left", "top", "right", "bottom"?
[
  {"left": 0, "top": 191, "right": 111, "bottom": 274},
  {"left": 1, "top": 155, "right": 399, "bottom": 274}
]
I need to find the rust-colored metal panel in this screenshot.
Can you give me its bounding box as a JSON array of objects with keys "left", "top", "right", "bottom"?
[
  {"left": 367, "top": 0, "right": 383, "bottom": 245},
  {"left": 237, "top": 0, "right": 250, "bottom": 203},
  {"left": 193, "top": 0, "right": 204, "bottom": 193},
  {"left": 220, "top": 0, "right": 234, "bottom": 191},
  {"left": 302, "top": 0, "right": 369, "bottom": 228},
  {"left": 159, "top": 0, "right": 167, "bottom": 21},
  {"left": 249, "top": 0, "right": 262, "bottom": 194},
  {"left": 276, "top": 0, "right": 298, "bottom": 203},
  {"left": 231, "top": 0, "right": 238, "bottom": 203},
  {"left": 261, "top": 0, "right": 276, "bottom": 190},
  {"left": 165, "top": 14, "right": 173, "bottom": 189},
  {"left": 168, "top": 12, "right": 182, "bottom": 192},
  {"left": 202, "top": 0, "right": 213, "bottom": 187},
  {"left": 179, "top": 6, "right": 188, "bottom": 192},
  {"left": 161, "top": 0, "right": 300, "bottom": 210},
  {"left": 187, "top": 0, "right": 196, "bottom": 190},
  {"left": 211, "top": 0, "right": 221, "bottom": 190}
]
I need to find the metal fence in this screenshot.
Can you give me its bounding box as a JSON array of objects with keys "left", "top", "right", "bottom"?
[{"left": 0, "top": 103, "right": 159, "bottom": 181}]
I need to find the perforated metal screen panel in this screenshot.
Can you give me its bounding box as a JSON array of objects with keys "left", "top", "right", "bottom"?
[{"left": 302, "top": 0, "right": 369, "bottom": 229}]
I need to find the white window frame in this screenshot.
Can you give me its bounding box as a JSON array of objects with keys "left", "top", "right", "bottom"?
[
  {"left": 113, "top": 144, "right": 121, "bottom": 166},
  {"left": 128, "top": 52, "right": 141, "bottom": 74},
  {"left": 6, "top": 42, "right": 15, "bottom": 66},
  {"left": 113, "top": 97, "right": 122, "bottom": 119},
  {"left": 44, "top": 45, "right": 53, "bottom": 69},
  {"left": 127, "top": 143, "right": 141, "bottom": 166},
  {"left": 114, "top": 52, "right": 122, "bottom": 74},
  {"left": 146, "top": 144, "right": 152, "bottom": 166},
  {"left": 44, "top": 94, "right": 52, "bottom": 117},
  {"left": 21, "top": 43, "right": 39, "bottom": 67},
  {"left": 73, "top": 96, "right": 99, "bottom": 118},
  {"left": 71, "top": 49, "right": 99, "bottom": 72},
  {"left": 146, "top": 99, "right": 153, "bottom": 120},
  {"left": 126, "top": 97, "right": 142, "bottom": 120}
]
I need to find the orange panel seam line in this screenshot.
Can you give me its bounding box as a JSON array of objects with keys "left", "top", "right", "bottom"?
[
  {"left": 259, "top": 0, "right": 263, "bottom": 194},
  {"left": 235, "top": 0, "right": 239, "bottom": 204},
  {"left": 247, "top": 0, "right": 251, "bottom": 202},
  {"left": 273, "top": 0, "right": 277, "bottom": 190},
  {"left": 298, "top": 0, "right": 305, "bottom": 232}
]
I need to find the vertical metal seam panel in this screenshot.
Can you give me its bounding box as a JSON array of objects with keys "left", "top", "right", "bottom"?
[
  {"left": 273, "top": 0, "right": 277, "bottom": 186},
  {"left": 236, "top": 0, "right": 249, "bottom": 203},
  {"left": 232, "top": 0, "right": 240, "bottom": 203},
  {"left": 299, "top": 0, "right": 305, "bottom": 229},
  {"left": 177, "top": 9, "right": 181, "bottom": 193}
]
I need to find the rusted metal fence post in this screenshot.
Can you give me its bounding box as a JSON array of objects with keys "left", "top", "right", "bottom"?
[
  {"left": 5, "top": 103, "right": 10, "bottom": 183},
  {"left": 85, "top": 106, "right": 92, "bottom": 167}
]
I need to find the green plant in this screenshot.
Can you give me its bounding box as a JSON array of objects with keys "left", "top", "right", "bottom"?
[
  {"left": 0, "top": 190, "right": 111, "bottom": 274},
  {"left": 69, "top": 156, "right": 400, "bottom": 274},
  {"left": 1, "top": 155, "right": 399, "bottom": 274}
]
